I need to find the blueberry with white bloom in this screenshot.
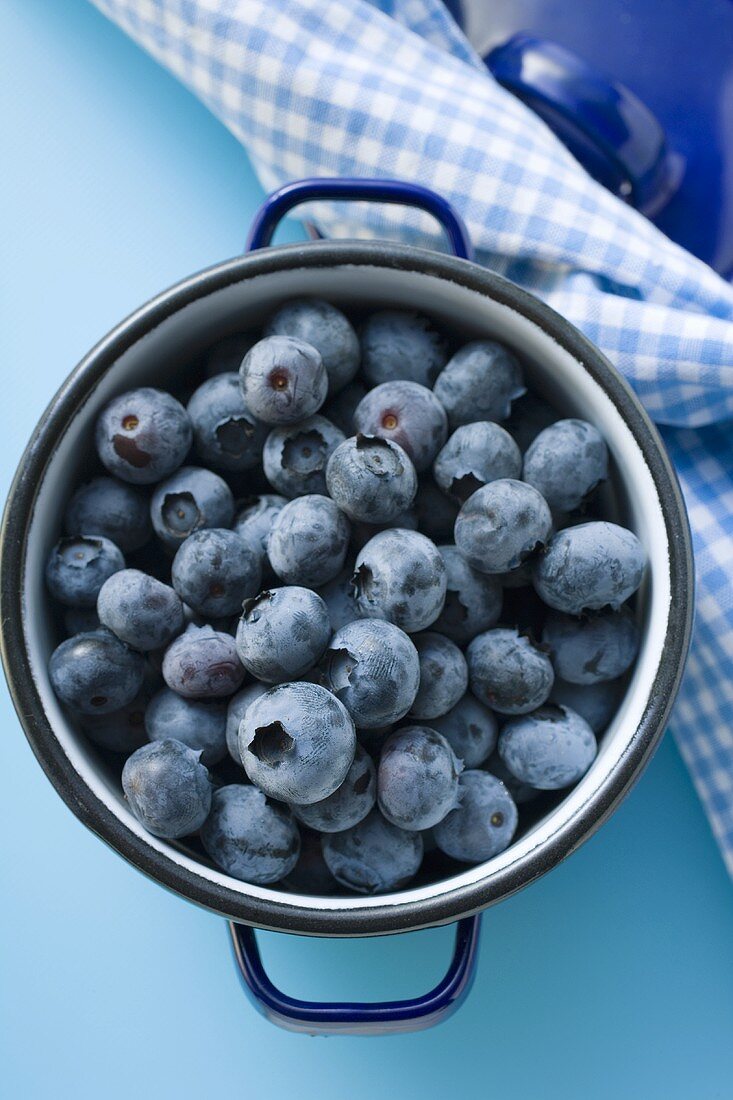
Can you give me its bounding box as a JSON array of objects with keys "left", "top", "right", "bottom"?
[
  {"left": 352, "top": 529, "right": 446, "bottom": 633},
  {"left": 468, "top": 627, "right": 554, "bottom": 715},
  {"left": 233, "top": 493, "right": 286, "bottom": 580},
  {"left": 317, "top": 567, "right": 363, "bottom": 631},
  {"left": 81, "top": 667, "right": 159, "bottom": 754},
  {"left": 499, "top": 704, "right": 597, "bottom": 789},
  {"left": 64, "top": 477, "right": 151, "bottom": 553},
  {"left": 162, "top": 624, "right": 245, "bottom": 699},
  {"left": 239, "top": 682, "right": 356, "bottom": 804},
  {"left": 263, "top": 415, "right": 345, "bottom": 498},
  {"left": 433, "top": 422, "right": 522, "bottom": 502},
  {"left": 150, "top": 466, "right": 234, "bottom": 553},
  {"left": 378, "top": 726, "right": 462, "bottom": 831},
  {"left": 290, "top": 745, "right": 376, "bottom": 833},
  {"left": 432, "top": 545, "right": 502, "bottom": 644},
  {"left": 408, "top": 632, "right": 468, "bottom": 720},
  {"left": 549, "top": 678, "right": 621, "bottom": 734},
  {"left": 321, "top": 809, "right": 424, "bottom": 894},
  {"left": 434, "top": 770, "right": 518, "bottom": 862},
  {"left": 523, "top": 418, "right": 608, "bottom": 513},
  {"left": 226, "top": 683, "right": 268, "bottom": 766},
  {"left": 323, "top": 380, "right": 367, "bottom": 435},
  {"left": 201, "top": 785, "right": 300, "bottom": 884},
  {"left": 171, "top": 528, "right": 261, "bottom": 617},
  {"left": 542, "top": 607, "right": 640, "bottom": 684},
  {"left": 95, "top": 387, "right": 192, "bottom": 485},
  {"left": 431, "top": 692, "right": 498, "bottom": 767},
  {"left": 265, "top": 297, "right": 360, "bottom": 393},
  {"left": 50, "top": 628, "right": 145, "bottom": 714},
  {"left": 326, "top": 435, "right": 418, "bottom": 524},
  {"left": 235, "top": 586, "right": 331, "bottom": 683},
  {"left": 267, "top": 494, "right": 350, "bottom": 588},
  {"left": 360, "top": 310, "right": 448, "bottom": 388},
  {"left": 455, "top": 479, "right": 552, "bottom": 574},
  {"left": 282, "top": 829, "right": 338, "bottom": 895},
  {"left": 97, "top": 568, "right": 184, "bottom": 650},
  {"left": 354, "top": 381, "right": 448, "bottom": 472},
  {"left": 122, "top": 739, "right": 212, "bottom": 839},
  {"left": 323, "top": 618, "right": 420, "bottom": 728},
  {"left": 145, "top": 687, "right": 228, "bottom": 765},
  {"left": 433, "top": 340, "right": 525, "bottom": 428},
  {"left": 533, "top": 522, "right": 646, "bottom": 614},
  {"left": 240, "top": 335, "right": 327, "bottom": 424},
  {"left": 414, "top": 479, "right": 459, "bottom": 544},
  {"left": 46, "top": 535, "right": 125, "bottom": 608},
  {"left": 186, "top": 372, "right": 267, "bottom": 471}
]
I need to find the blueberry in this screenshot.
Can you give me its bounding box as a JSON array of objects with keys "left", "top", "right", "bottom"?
[
  {"left": 235, "top": 587, "right": 331, "bottom": 683},
  {"left": 97, "top": 568, "right": 185, "bottom": 650},
  {"left": 226, "top": 683, "right": 268, "bottom": 765},
  {"left": 323, "top": 380, "right": 367, "bottom": 435},
  {"left": 413, "top": 479, "right": 459, "bottom": 544},
  {"left": 203, "top": 332, "right": 258, "bottom": 377},
  {"left": 122, "top": 738, "right": 212, "bottom": 838},
  {"left": 432, "top": 545, "right": 502, "bottom": 644},
  {"left": 360, "top": 310, "right": 447, "bottom": 388},
  {"left": 378, "top": 726, "right": 462, "bottom": 831},
  {"left": 267, "top": 494, "right": 350, "bottom": 587},
  {"left": 263, "top": 415, "right": 345, "bottom": 498},
  {"left": 433, "top": 422, "right": 522, "bottom": 502},
  {"left": 408, "top": 633, "right": 468, "bottom": 720},
  {"left": 290, "top": 744, "right": 376, "bottom": 832},
  {"left": 162, "top": 624, "right": 245, "bottom": 699},
  {"left": 431, "top": 692, "right": 498, "bottom": 767},
  {"left": 64, "top": 477, "right": 151, "bottom": 553},
  {"left": 454, "top": 479, "right": 552, "bottom": 574},
  {"left": 186, "top": 373, "right": 267, "bottom": 471},
  {"left": 240, "top": 335, "right": 327, "bottom": 424},
  {"left": 433, "top": 340, "right": 525, "bottom": 428},
  {"left": 499, "top": 704, "right": 597, "bottom": 789},
  {"left": 549, "top": 678, "right": 621, "bottom": 734},
  {"left": 433, "top": 770, "right": 517, "bottom": 862},
  {"left": 354, "top": 381, "right": 448, "bottom": 472},
  {"left": 504, "top": 391, "right": 558, "bottom": 452},
  {"left": 523, "top": 419, "right": 608, "bottom": 512},
  {"left": 81, "top": 668, "right": 159, "bottom": 754},
  {"left": 265, "top": 298, "right": 360, "bottom": 393},
  {"left": 233, "top": 493, "right": 287, "bottom": 578},
  {"left": 542, "top": 608, "right": 639, "bottom": 684},
  {"left": 150, "top": 466, "right": 234, "bottom": 553},
  {"left": 201, "top": 785, "right": 300, "bottom": 883},
  {"left": 46, "top": 535, "right": 125, "bottom": 608},
  {"left": 323, "top": 619, "right": 420, "bottom": 728},
  {"left": 239, "top": 682, "right": 356, "bottom": 804},
  {"left": 95, "top": 388, "right": 192, "bottom": 485},
  {"left": 282, "top": 829, "right": 338, "bottom": 895},
  {"left": 467, "top": 627, "right": 554, "bottom": 715},
  {"left": 63, "top": 607, "right": 100, "bottom": 635},
  {"left": 326, "top": 435, "right": 418, "bottom": 524},
  {"left": 171, "top": 528, "right": 261, "bottom": 617},
  {"left": 316, "top": 567, "right": 363, "bottom": 631},
  {"left": 352, "top": 529, "right": 446, "bottom": 633},
  {"left": 533, "top": 522, "right": 646, "bottom": 614},
  {"left": 349, "top": 507, "right": 419, "bottom": 552},
  {"left": 321, "top": 809, "right": 424, "bottom": 894},
  {"left": 49, "top": 629, "right": 145, "bottom": 714},
  {"left": 485, "top": 751, "right": 538, "bottom": 804},
  {"left": 145, "top": 687, "right": 228, "bottom": 765}
]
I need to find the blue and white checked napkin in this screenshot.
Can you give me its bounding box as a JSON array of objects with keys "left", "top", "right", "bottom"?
[{"left": 93, "top": 0, "right": 733, "bottom": 874}]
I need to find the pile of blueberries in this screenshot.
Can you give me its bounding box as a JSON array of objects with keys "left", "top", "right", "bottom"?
[{"left": 45, "top": 298, "right": 646, "bottom": 896}]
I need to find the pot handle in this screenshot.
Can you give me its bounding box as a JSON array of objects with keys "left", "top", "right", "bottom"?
[
  {"left": 245, "top": 177, "right": 474, "bottom": 260},
  {"left": 228, "top": 914, "right": 481, "bottom": 1036}
]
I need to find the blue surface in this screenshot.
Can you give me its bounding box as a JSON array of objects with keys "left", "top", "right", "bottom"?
[{"left": 1, "top": 2, "right": 732, "bottom": 1095}]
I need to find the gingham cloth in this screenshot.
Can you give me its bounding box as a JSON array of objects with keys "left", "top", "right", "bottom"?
[{"left": 92, "top": 0, "right": 733, "bottom": 873}]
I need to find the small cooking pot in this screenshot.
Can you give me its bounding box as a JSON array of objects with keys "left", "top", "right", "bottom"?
[{"left": 0, "top": 178, "right": 693, "bottom": 1035}]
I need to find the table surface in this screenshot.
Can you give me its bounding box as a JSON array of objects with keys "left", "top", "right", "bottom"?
[{"left": 2, "top": 4, "right": 733, "bottom": 1097}]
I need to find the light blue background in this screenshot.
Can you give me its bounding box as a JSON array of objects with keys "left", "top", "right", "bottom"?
[{"left": 2, "top": 3, "right": 732, "bottom": 1097}]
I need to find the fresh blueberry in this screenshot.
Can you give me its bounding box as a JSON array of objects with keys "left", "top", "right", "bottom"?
[
  {"left": 201, "top": 785, "right": 300, "bottom": 884},
  {"left": 433, "top": 422, "right": 522, "bottom": 502},
  {"left": 233, "top": 493, "right": 286, "bottom": 579},
  {"left": 467, "top": 627, "right": 554, "bottom": 715},
  {"left": 144, "top": 687, "right": 228, "bottom": 765},
  {"left": 353, "top": 381, "right": 448, "bottom": 472},
  {"left": 349, "top": 508, "right": 419, "bottom": 553},
  {"left": 431, "top": 692, "right": 498, "bottom": 767},
  {"left": 323, "top": 619, "right": 420, "bottom": 728},
  {"left": 239, "top": 682, "right": 356, "bottom": 804},
  {"left": 97, "top": 568, "right": 184, "bottom": 650},
  {"left": 433, "top": 340, "right": 525, "bottom": 428},
  {"left": 408, "top": 633, "right": 468, "bottom": 720},
  {"left": 46, "top": 535, "right": 125, "bottom": 608},
  {"left": 186, "top": 373, "right": 267, "bottom": 472},
  {"left": 549, "top": 678, "right": 621, "bottom": 734},
  {"left": 352, "top": 529, "right": 446, "bottom": 633},
  {"left": 64, "top": 477, "right": 151, "bottom": 553},
  {"left": 433, "top": 770, "right": 518, "bottom": 862},
  {"left": 485, "top": 751, "right": 539, "bottom": 804},
  {"left": 235, "top": 586, "right": 331, "bottom": 683},
  {"left": 49, "top": 629, "right": 145, "bottom": 715},
  {"left": 326, "top": 435, "right": 418, "bottom": 524},
  {"left": 162, "top": 624, "right": 245, "bottom": 699},
  {"left": 290, "top": 744, "right": 376, "bottom": 833},
  {"left": 533, "top": 522, "right": 646, "bottom": 614},
  {"left": 378, "top": 726, "right": 462, "bottom": 831},
  {"left": 454, "top": 479, "right": 552, "bottom": 574},
  {"left": 171, "top": 528, "right": 261, "bottom": 617},
  {"left": 122, "top": 738, "right": 212, "bottom": 838},
  {"left": 413, "top": 479, "right": 459, "bottom": 544},
  {"left": 281, "top": 829, "right": 339, "bottom": 895},
  {"left": 95, "top": 388, "right": 192, "bottom": 485},
  {"left": 523, "top": 419, "right": 608, "bottom": 512},
  {"left": 432, "top": 544, "right": 502, "bottom": 644},
  {"left": 240, "top": 335, "right": 327, "bottom": 424},
  {"left": 499, "top": 704, "right": 597, "bottom": 789},
  {"left": 267, "top": 494, "right": 350, "bottom": 587},
  {"left": 323, "top": 380, "right": 367, "bottom": 435},
  {"left": 265, "top": 298, "right": 360, "bottom": 393},
  {"left": 63, "top": 607, "right": 100, "bottom": 635},
  {"left": 504, "top": 391, "right": 558, "bottom": 452},
  {"left": 263, "top": 415, "right": 345, "bottom": 498},
  {"left": 203, "top": 332, "right": 258, "bottom": 377},
  {"left": 321, "top": 809, "right": 424, "bottom": 894},
  {"left": 81, "top": 667, "right": 159, "bottom": 754},
  {"left": 316, "top": 567, "right": 363, "bottom": 632},
  {"left": 542, "top": 608, "right": 639, "bottom": 684},
  {"left": 150, "top": 466, "right": 234, "bottom": 553},
  {"left": 226, "top": 683, "right": 268, "bottom": 765},
  {"left": 360, "top": 310, "right": 447, "bottom": 388}
]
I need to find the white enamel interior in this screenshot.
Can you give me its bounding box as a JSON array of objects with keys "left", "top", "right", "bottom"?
[{"left": 21, "top": 259, "right": 671, "bottom": 916}]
